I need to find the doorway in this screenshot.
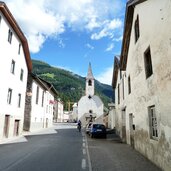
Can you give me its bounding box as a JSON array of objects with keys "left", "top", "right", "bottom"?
[
  {"left": 14, "top": 120, "right": 20, "bottom": 136},
  {"left": 46, "top": 118, "right": 48, "bottom": 128},
  {"left": 4, "top": 115, "right": 10, "bottom": 138},
  {"left": 122, "top": 109, "right": 126, "bottom": 143},
  {"left": 129, "top": 113, "right": 134, "bottom": 148}
]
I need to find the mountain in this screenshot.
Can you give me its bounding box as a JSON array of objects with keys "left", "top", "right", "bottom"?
[{"left": 32, "top": 59, "right": 114, "bottom": 110}]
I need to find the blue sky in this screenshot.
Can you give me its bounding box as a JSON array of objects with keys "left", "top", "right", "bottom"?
[{"left": 4, "top": 0, "right": 127, "bottom": 85}]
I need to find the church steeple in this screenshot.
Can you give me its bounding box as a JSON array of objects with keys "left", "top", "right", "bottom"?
[
  {"left": 87, "top": 63, "right": 94, "bottom": 79},
  {"left": 86, "top": 63, "right": 94, "bottom": 96}
]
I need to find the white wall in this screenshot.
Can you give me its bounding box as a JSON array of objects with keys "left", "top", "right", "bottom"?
[
  {"left": 115, "top": 0, "right": 171, "bottom": 170},
  {"left": 0, "top": 12, "right": 28, "bottom": 139},
  {"left": 57, "top": 100, "right": 64, "bottom": 122},
  {"left": 29, "top": 81, "right": 55, "bottom": 131}
]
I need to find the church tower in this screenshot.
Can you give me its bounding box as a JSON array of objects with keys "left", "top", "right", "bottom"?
[{"left": 85, "top": 63, "right": 94, "bottom": 96}]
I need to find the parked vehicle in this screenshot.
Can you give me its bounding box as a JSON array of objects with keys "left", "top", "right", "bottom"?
[
  {"left": 89, "top": 123, "right": 106, "bottom": 138},
  {"left": 86, "top": 122, "right": 92, "bottom": 134}
]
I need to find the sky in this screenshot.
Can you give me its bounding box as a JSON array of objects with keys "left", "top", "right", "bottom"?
[{"left": 4, "top": 0, "right": 127, "bottom": 85}]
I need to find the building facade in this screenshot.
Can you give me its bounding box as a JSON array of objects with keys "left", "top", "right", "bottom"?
[
  {"left": 24, "top": 73, "right": 58, "bottom": 132},
  {"left": 54, "top": 99, "right": 64, "bottom": 123},
  {"left": 112, "top": 0, "right": 171, "bottom": 170},
  {"left": 0, "top": 2, "right": 32, "bottom": 141},
  {"left": 77, "top": 63, "right": 104, "bottom": 126}
]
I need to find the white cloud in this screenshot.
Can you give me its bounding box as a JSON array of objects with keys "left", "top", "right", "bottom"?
[
  {"left": 96, "top": 67, "right": 113, "bottom": 85},
  {"left": 85, "top": 43, "right": 94, "bottom": 50},
  {"left": 105, "top": 43, "right": 114, "bottom": 52},
  {"left": 3, "top": 0, "right": 124, "bottom": 53},
  {"left": 91, "top": 19, "right": 122, "bottom": 40}
]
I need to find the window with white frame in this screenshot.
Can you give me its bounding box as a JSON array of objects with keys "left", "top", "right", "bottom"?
[
  {"left": 18, "top": 43, "right": 21, "bottom": 54},
  {"left": 148, "top": 105, "right": 158, "bottom": 140},
  {"left": 36, "top": 86, "right": 39, "bottom": 104},
  {"left": 118, "top": 84, "right": 120, "bottom": 104},
  {"left": 122, "top": 78, "right": 124, "bottom": 100},
  {"left": 11, "top": 60, "right": 15, "bottom": 74},
  {"left": 18, "top": 93, "right": 21, "bottom": 107},
  {"left": 134, "top": 15, "right": 140, "bottom": 43},
  {"left": 20, "top": 69, "right": 24, "bottom": 81},
  {"left": 144, "top": 47, "right": 153, "bottom": 79},
  {"left": 128, "top": 75, "right": 131, "bottom": 94},
  {"left": 42, "top": 91, "right": 45, "bottom": 107},
  {"left": 7, "top": 88, "right": 12, "bottom": 104},
  {"left": 8, "top": 29, "right": 13, "bottom": 44}
]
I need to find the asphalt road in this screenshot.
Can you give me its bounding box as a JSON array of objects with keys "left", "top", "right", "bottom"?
[
  {"left": 0, "top": 123, "right": 90, "bottom": 171},
  {"left": 0, "top": 123, "right": 161, "bottom": 171}
]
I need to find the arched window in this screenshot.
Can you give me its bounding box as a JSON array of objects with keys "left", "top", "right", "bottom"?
[
  {"left": 89, "top": 110, "right": 93, "bottom": 113},
  {"left": 88, "top": 80, "right": 92, "bottom": 86}
]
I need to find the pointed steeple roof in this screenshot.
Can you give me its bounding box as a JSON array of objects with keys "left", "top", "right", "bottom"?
[{"left": 87, "top": 63, "right": 94, "bottom": 79}]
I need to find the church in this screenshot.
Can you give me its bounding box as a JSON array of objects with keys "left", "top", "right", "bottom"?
[{"left": 77, "top": 63, "right": 104, "bottom": 126}]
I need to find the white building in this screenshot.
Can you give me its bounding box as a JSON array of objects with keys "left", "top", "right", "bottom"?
[
  {"left": 24, "top": 74, "right": 58, "bottom": 132},
  {"left": 112, "top": 0, "right": 171, "bottom": 170},
  {"left": 54, "top": 99, "right": 64, "bottom": 123},
  {"left": 77, "top": 63, "right": 104, "bottom": 126},
  {"left": 72, "top": 103, "right": 78, "bottom": 122},
  {"left": 107, "top": 103, "right": 115, "bottom": 129},
  {"left": 0, "top": 2, "right": 32, "bottom": 140}
]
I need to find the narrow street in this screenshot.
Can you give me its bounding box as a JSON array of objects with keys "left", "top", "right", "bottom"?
[{"left": 0, "top": 123, "right": 161, "bottom": 171}]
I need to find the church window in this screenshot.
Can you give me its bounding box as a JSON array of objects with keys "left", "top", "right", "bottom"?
[
  {"left": 89, "top": 110, "right": 92, "bottom": 113},
  {"left": 88, "top": 80, "right": 92, "bottom": 86},
  {"left": 88, "top": 95, "right": 92, "bottom": 99}
]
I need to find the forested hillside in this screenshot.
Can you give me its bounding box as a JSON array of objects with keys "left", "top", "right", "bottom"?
[{"left": 32, "top": 59, "right": 114, "bottom": 110}]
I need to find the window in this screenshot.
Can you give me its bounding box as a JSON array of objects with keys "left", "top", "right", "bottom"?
[
  {"left": 7, "top": 88, "right": 12, "bottom": 104},
  {"left": 89, "top": 110, "right": 92, "bottom": 113},
  {"left": 18, "top": 94, "right": 21, "bottom": 107},
  {"left": 20, "top": 69, "right": 24, "bottom": 81},
  {"left": 128, "top": 75, "right": 131, "bottom": 94},
  {"left": 134, "top": 15, "right": 140, "bottom": 43},
  {"left": 148, "top": 105, "right": 158, "bottom": 140},
  {"left": 144, "top": 47, "right": 153, "bottom": 78},
  {"left": 8, "top": 29, "right": 13, "bottom": 44},
  {"left": 118, "top": 84, "right": 120, "bottom": 104},
  {"left": 42, "top": 91, "right": 45, "bottom": 107},
  {"left": 18, "top": 43, "right": 21, "bottom": 54},
  {"left": 120, "top": 69, "right": 122, "bottom": 79},
  {"left": 36, "top": 86, "right": 39, "bottom": 104},
  {"left": 11, "top": 60, "right": 15, "bottom": 74},
  {"left": 88, "top": 80, "right": 92, "bottom": 86},
  {"left": 88, "top": 95, "right": 92, "bottom": 99},
  {"left": 122, "top": 78, "right": 124, "bottom": 100}
]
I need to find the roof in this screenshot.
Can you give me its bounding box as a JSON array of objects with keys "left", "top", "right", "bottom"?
[
  {"left": 0, "top": 1, "right": 32, "bottom": 71},
  {"left": 112, "top": 56, "right": 120, "bottom": 89},
  {"left": 120, "top": 0, "right": 147, "bottom": 70},
  {"left": 86, "top": 62, "right": 94, "bottom": 79},
  {"left": 31, "top": 73, "right": 58, "bottom": 97}
]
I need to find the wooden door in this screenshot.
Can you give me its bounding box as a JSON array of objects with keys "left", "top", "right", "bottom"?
[
  {"left": 122, "top": 109, "right": 126, "bottom": 143},
  {"left": 14, "top": 120, "right": 20, "bottom": 136},
  {"left": 129, "top": 114, "right": 134, "bottom": 148},
  {"left": 4, "top": 115, "right": 10, "bottom": 138}
]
